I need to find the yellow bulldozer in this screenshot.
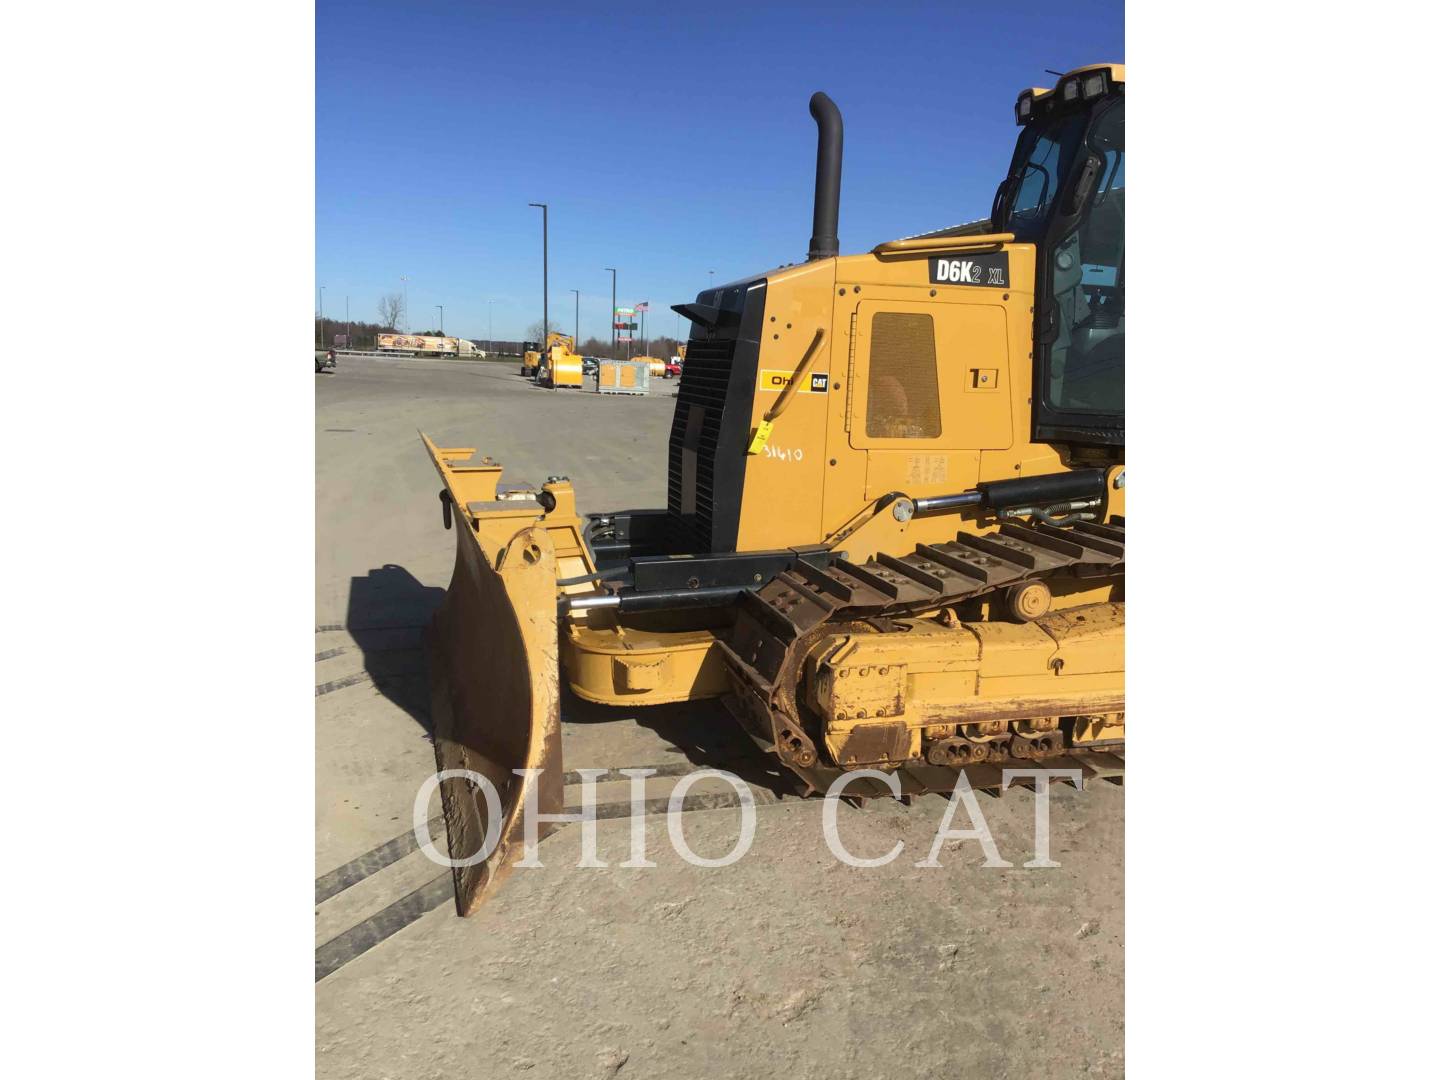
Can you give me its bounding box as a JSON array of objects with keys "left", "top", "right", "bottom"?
[{"left": 423, "top": 64, "right": 1125, "bottom": 913}]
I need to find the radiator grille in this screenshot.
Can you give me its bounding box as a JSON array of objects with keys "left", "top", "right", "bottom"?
[
  {"left": 666, "top": 333, "right": 738, "bottom": 552},
  {"left": 866, "top": 312, "right": 941, "bottom": 439}
]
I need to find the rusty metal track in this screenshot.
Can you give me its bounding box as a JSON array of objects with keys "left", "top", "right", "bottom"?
[{"left": 719, "top": 521, "right": 1125, "bottom": 794}]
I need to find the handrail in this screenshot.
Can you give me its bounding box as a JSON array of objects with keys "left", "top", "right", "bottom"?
[
  {"left": 746, "top": 327, "right": 826, "bottom": 454},
  {"left": 871, "top": 231, "right": 1015, "bottom": 255},
  {"left": 764, "top": 327, "right": 826, "bottom": 424}
]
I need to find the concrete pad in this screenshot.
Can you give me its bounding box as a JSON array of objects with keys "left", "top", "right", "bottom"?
[{"left": 315, "top": 354, "right": 1124, "bottom": 1078}]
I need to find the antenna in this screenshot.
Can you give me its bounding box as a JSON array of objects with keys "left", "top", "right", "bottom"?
[{"left": 1044, "top": 68, "right": 1066, "bottom": 77}]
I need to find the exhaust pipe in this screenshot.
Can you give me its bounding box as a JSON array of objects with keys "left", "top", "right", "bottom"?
[{"left": 806, "top": 92, "right": 843, "bottom": 261}]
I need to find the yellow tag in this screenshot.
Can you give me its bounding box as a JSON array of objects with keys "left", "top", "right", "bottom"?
[{"left": 747, "top": 419, "right": 774, "bottom": 454}]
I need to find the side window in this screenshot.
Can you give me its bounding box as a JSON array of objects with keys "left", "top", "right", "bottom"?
[
  {"left": 1047, "top": 99, "right": 1124, "bottom": 414},
  {"left": 1010, "top": 129, "right": 1066, "bottom": 226},
  {"left": 866, "top": 312, "right": 941, "bottom": 439},
  {"left": 1001, "top": 114, "right": 1086, "bottom": 240}
]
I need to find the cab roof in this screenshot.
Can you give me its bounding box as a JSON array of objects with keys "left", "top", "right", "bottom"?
[
  {"left": 1016, "top": 63, "right": 1123, "bottom": 125},
  {"left": 1026, "top": 63, "right": 1125, "bottom": 102}
]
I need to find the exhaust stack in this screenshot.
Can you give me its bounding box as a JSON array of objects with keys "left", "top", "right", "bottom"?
[{"left": 806, "top": 92, "right": 843, "bottom": 261}]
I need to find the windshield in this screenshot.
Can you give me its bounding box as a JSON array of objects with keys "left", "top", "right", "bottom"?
[{"left": 999, "top": 113, "right": 1087, "bottom": 239}]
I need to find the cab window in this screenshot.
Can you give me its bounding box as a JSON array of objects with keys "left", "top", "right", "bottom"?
[{"left": 1045, "top": 99, "right": 1123, "bottom": 414}]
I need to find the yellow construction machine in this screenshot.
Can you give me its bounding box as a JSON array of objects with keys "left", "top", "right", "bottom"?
[
  {"left": 536, "top": 333, "right": 585, "bottom": 389},
  {"left": 519, "top": 341, "right": 541, "bottom": 378},
  {"left": 423, "top": 64, "right": 1125, "bottom": 913},
  {"left": 520, "top": 331, "right": 576, "bottom": 381}
]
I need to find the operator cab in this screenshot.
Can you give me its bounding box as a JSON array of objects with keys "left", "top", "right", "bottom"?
[{"left": 994, "top": 64, "right": 1124, "bottom": 447}]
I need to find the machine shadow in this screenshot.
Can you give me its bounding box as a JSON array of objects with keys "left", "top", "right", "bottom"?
[
  {"left": 343, "top": 564, "right": 445, "bottom": 736},
  {"left": 560, "top": 689, "right": 800, "bottom": 799},
  {"left": 342, "top": 565, "right": 797, "bottom": 796}
]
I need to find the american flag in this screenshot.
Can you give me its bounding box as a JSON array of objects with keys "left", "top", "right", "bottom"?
[{"left": 635, "top": 301, "right": 649, "bottom": 312}]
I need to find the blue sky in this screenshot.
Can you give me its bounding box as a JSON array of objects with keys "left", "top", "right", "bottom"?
[{"left": 317, "top": 0, "right": 1123, "bottom": 342}]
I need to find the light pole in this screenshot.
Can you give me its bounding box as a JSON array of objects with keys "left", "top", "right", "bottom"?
[
  {"left": 638, "top": 301, "right": 647, "bottom": 356},
  {"left": 570, "top": 289, "right": 579, "bottom": 350},
  {"left": 318, "top": 285, "right": 325, "bottom": 348},
  {"left": 436, "top": 305, "right": 444, "bottom": 335},
  {"left": 708, "top": 269, "right": 715, "bottom": 290},
  {"left": 487, "top": 299, "right": 495, "bottom": 354},
  {"left": 400, "top": 275, "right": 409, "bottom": 332},
  {"left": 345, "top": 295, "right": 350, "bottom": 348},
  {"left": 529, "top": 202, "right": 548, "bottom": 345},
  {"left": 605, "top": 267, "right": 617, "bottom": 356}
]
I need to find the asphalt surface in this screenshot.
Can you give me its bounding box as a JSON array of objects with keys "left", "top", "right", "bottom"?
[{"left": 315, "top": 353, "right": 1124, "bottom": 1079}]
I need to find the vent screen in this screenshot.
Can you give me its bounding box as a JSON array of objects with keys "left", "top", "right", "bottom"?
[{"left": 865, "top": 312, "right": 941, "bottom": 439}]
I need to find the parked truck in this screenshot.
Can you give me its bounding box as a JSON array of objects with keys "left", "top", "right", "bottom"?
[{"left": 376, "top": 333, "right": 475, "bottom": 357}]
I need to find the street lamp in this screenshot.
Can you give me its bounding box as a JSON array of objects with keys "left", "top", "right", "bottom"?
[
  {"left": 605, "top": 267, "right": 617, "bottom": 356},
  {"left": 487, "top": 299, "right": 495, "bottom": 354},
  {"left": 570, "top": 289, "right": 579, "bottom": 350},
  {"left": 529, "top": 202, "right": 548, "bottom": 345},
  {"left": 436, "top": 305, "right": 444, "bottom": 335},
  {"left": 318, "top": 285, "right": 326, "bottom": 348},
  {"left": 708, "top": 269, "right": 715, "bottom": 290},
  {"left": 400, "top": 275, "right": 409, "bottom": 332}
]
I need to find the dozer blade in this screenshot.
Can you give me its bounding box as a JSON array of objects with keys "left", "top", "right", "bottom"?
[{"left": 426, "top": 518, "right": 563, "bottom": 916}]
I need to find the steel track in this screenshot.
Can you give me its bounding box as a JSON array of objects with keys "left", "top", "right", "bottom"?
[{"left": 719, "top": 520, "right": 1126, "bottom": 796}]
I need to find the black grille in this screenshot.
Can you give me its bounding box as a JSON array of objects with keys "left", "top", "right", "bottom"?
[
  {"left": 665, "top": 281, "right": 765, "bottom": 553},
  {"left": 667, "top": 334, "right": 737, "bottom": 552}
]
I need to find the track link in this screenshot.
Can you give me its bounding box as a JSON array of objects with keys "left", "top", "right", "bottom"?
[{"left": 719, "top": 521, "right": 1125, "bottom": 794}]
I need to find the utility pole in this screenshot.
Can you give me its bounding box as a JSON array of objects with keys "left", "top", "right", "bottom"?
[
  {"left": 605, "top": 267, "right": 617, "bottom": 357},
  {"left": 529, "top": 203, "right": 548, "bottom": 344},
  {"left": 318, "top": 285, "right": 325, "bottom": 348},
  {"left": 436, "top": 305, "right": 444, "bottom": 335},
  {"left": 570, "top": 289, "right": 579, "bottom": 350}
]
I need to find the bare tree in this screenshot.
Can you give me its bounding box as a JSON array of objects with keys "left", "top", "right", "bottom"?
[
  {"left": 578, "top": 336, "right": 616, "bottom": 359},
  {"left": 525, "top": 319, "right": 557, "bottom": 344},
  {"left": 649, "top": 335, "right": 683, "bottom": 358},
  {"left": 378, "top": 293, "right": 404, "bottom": 331}
]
